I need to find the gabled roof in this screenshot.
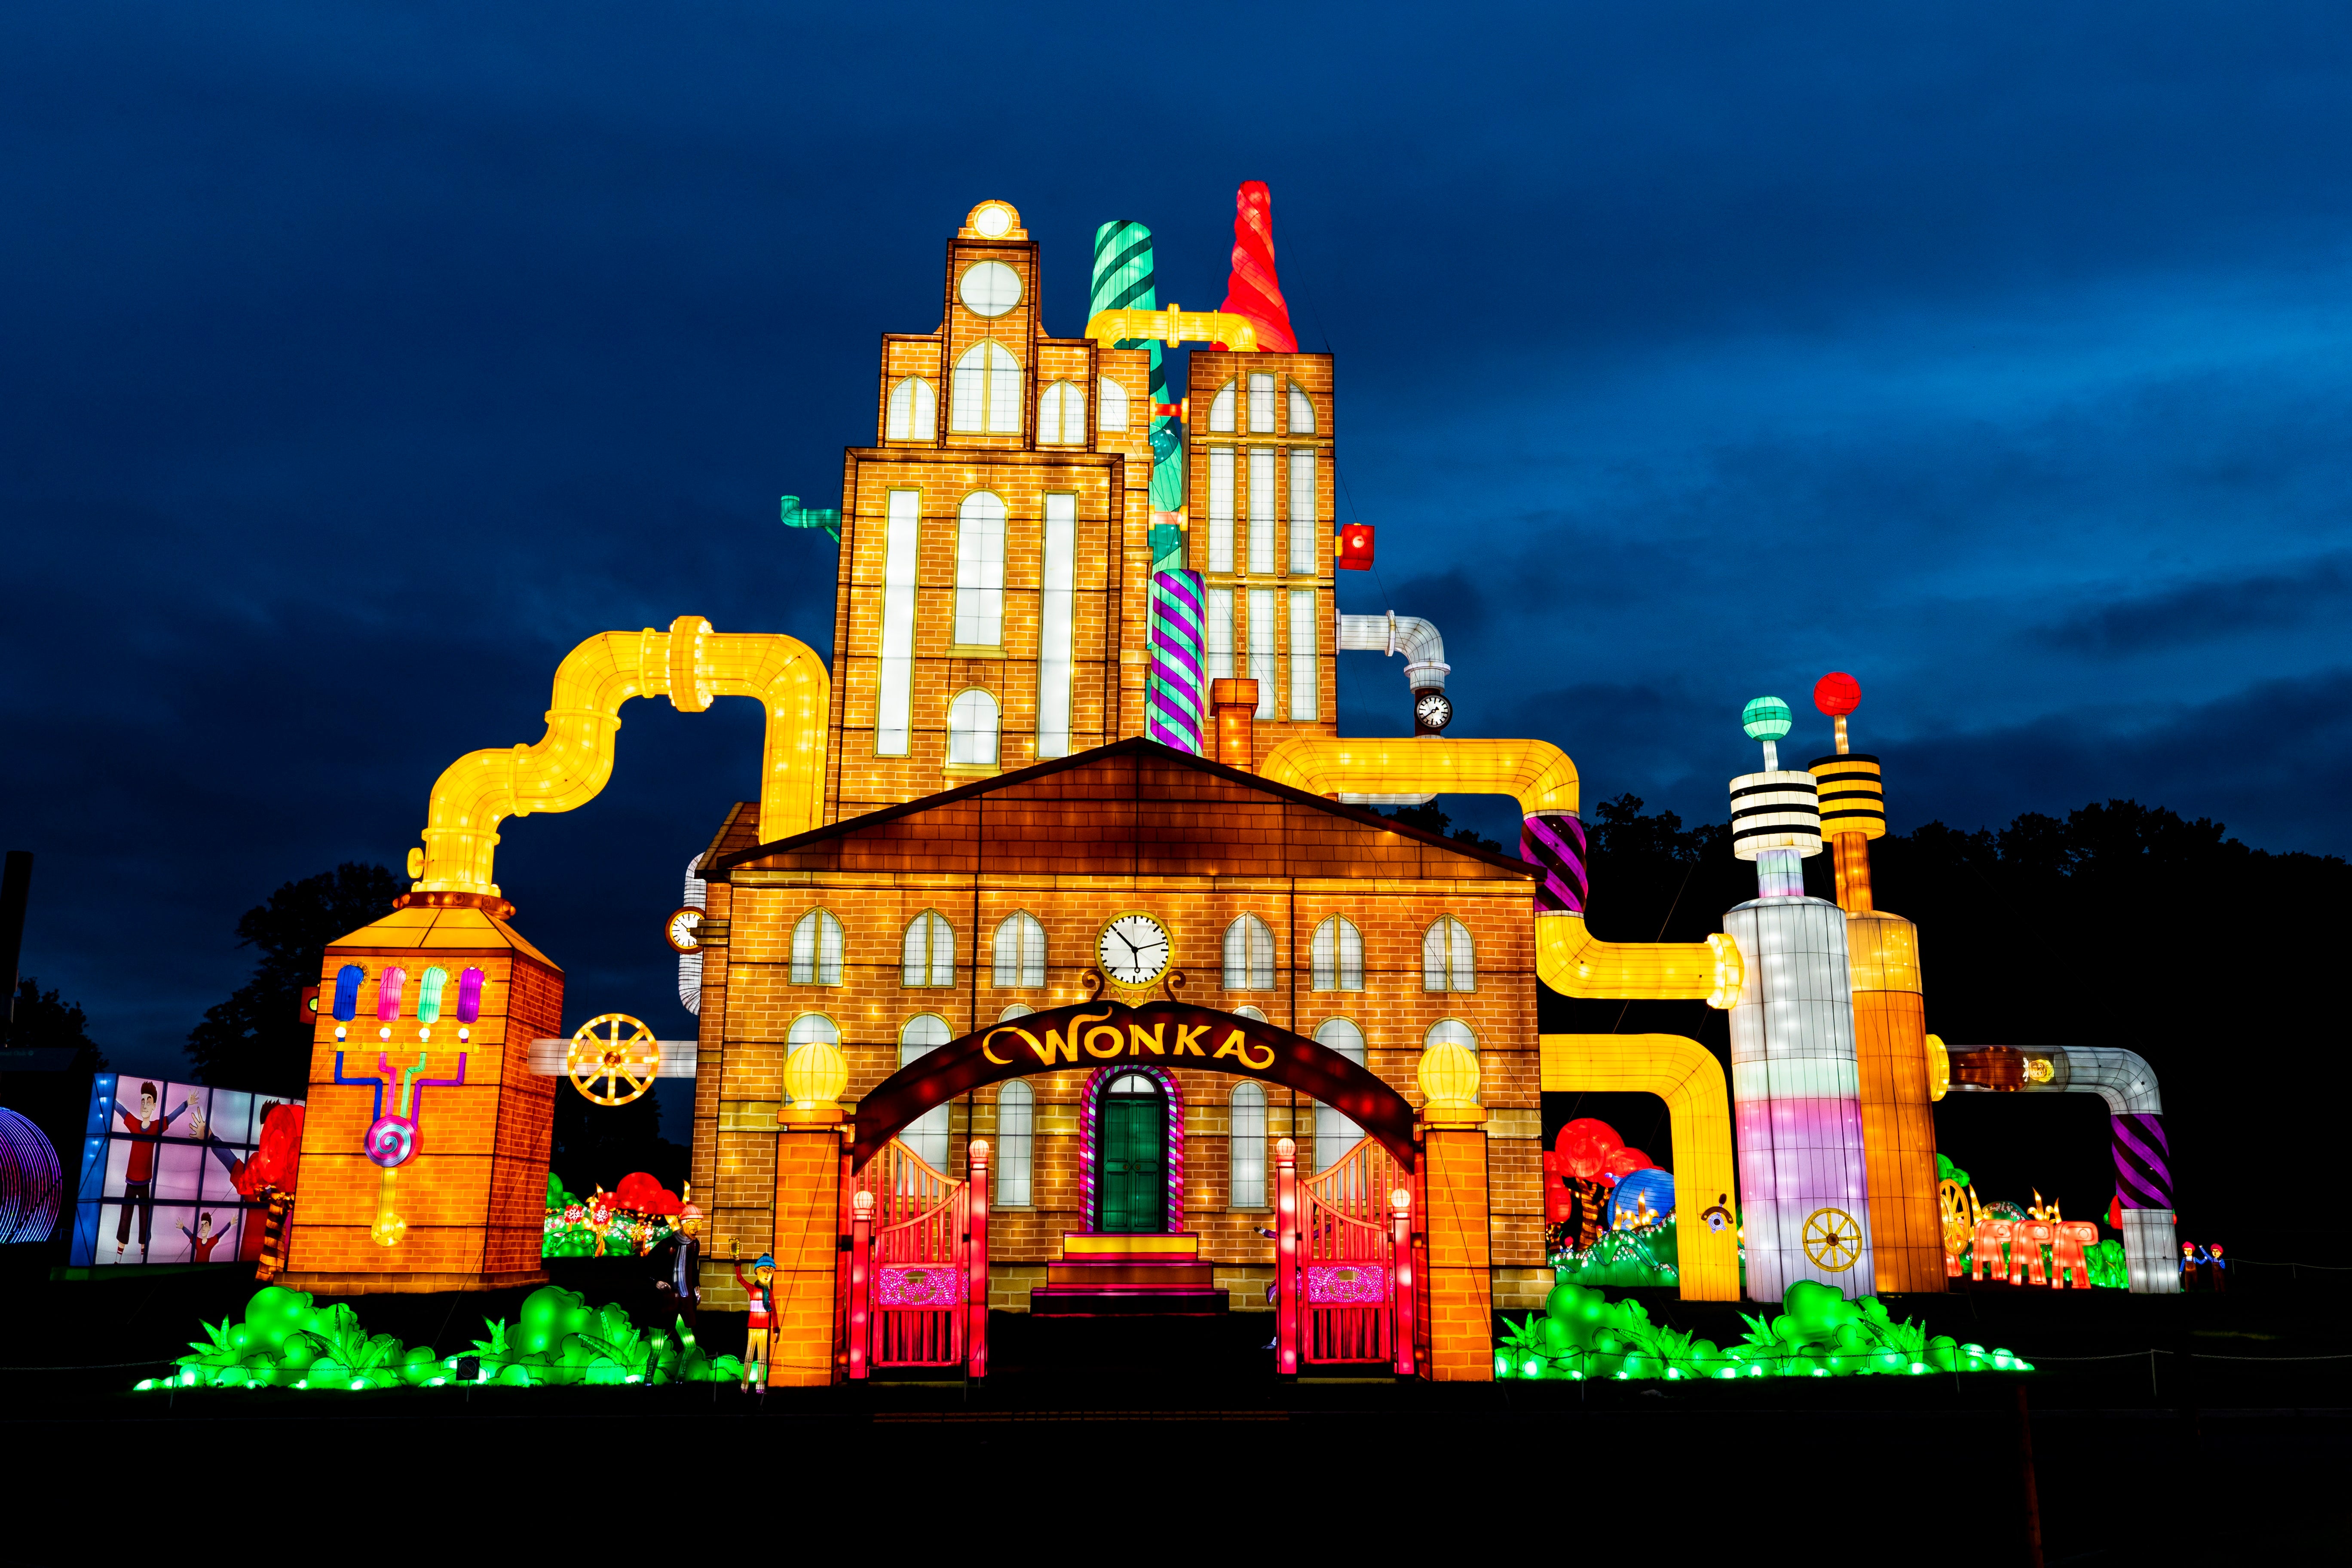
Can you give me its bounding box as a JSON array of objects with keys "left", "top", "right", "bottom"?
[
  {"left": 708, "top": 737, "right": 1534, "bottom": 885},
  {"left": 326, "top": 902, "right": 558, "bottom": 968}
]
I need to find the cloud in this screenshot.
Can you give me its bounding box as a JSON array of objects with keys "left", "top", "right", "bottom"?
[{"left": 2033, "top": 553, "right": 2352, "bottom": 655}]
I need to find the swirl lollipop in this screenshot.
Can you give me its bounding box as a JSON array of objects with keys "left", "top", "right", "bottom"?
[{"left": 364, "top": 1115, "right": 417, "bottom": 1168}]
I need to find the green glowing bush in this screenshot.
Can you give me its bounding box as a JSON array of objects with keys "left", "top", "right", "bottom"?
[
  {"left": 1551, "top": 1219, "right": 1681, "bottom": 1288},
  {"left": 1496, "top": 1280, "right": 2034, "bottom": 1382}
]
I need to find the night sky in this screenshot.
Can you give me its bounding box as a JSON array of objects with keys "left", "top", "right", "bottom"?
[{"left": 6, "top": 3, "right": 2350, "bottom": 1104}]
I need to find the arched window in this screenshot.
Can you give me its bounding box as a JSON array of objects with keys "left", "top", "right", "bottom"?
[
  {"left": 1222, "top": 915, "right": 1274, "bottom": 990},
  {"left": 954, "top": 491, "right": 1007, "bottom": 646},
  {"left": 1287, "top": 381, "right": 1315, "bottom": 433},
  {"left": 376, "top": 966, "right": 406, "bottom": 1023},
  {"left": 998, "top": 1003, "right": 1035, "bottom": 1022},
  {"left": 950, "top": 341, "right": 1023, "bottom": 433},
  {"left": 456, "top": 967, "right": 484, "bottom": 1024},
  {"left": 790, "top": 910, "right": 844, "bottom": 985},
  {"left": 1425, "top": 1017, "right": 1478, "bottom": 1054},
  {"left": 1229, "top": 1082, "right": 1267, "bottom": 1208},
  {"left": 783, "top": 1014, "right": 840, "bottom": 1103},
  {"left": 995, "top": 1080, "right": 1034, "bottom": 1206},
  {"left": 903, "top": 912, "right": 955, "bottom": 987},
  {"left": 886, "top": 376, "right": 936, "bottom": 441},
  {"left": 1232, "top": 1006, "right": 1268, "bottom": 1021},
  {"left": 416, "top": 967, "right": 449, "bottom": 1025},
  {"left": 1207, "top": 380, "right": 1236, "bottom": 432},
  {"left": 331, "top": 964, "right": 365, "bottom": 1022},
  {"left": 992, "top": 912, "right": 1045, "bottom": 988},
  {"left": 1314, "top": 1017, "right": 1367, "bottom": 1172},
  {"left": 1038, "top": 380, "right": 1086, "bottom": 444},
  {"left": 1423, "top": 917, "right": 1476, "bottom": 992},
  {"left": 1248, "top": 372, "right": 1276, "bottom": 433},
  {"left": 947, "top": 689, "right": 1000, "bottom": 766},
  {"left": 1098, "top": 376, "right": 1130, "bottom": 431},
  {"left": 900, "top": 1014, "right": 952, "bottom": 1170},
  {"left": 1311, "top": 917, "right": 1363, "bottom": 992}
]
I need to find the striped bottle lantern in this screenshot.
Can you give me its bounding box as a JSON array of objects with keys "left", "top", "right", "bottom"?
[
  {"left": 1147, "top": 569, "right": 1205, "bottom": 754},
  {"left": 1090, "top": 219, "right": 1183, "bottom": 511}
]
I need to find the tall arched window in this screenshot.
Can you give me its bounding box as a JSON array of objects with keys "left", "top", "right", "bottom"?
[
  {"left": 1425, "top": 1017, "right": 1478, "bottom": 1053},
  {"left": 416, "top": 967, "right": 449, "bottom": 1025},
  {"left": 1423, "top": 917, "right": 1476, "bottom": 992},
  {"left": 1286, "top": 381, "right": 1315, "bottom": 433},
  {"left": 950, "top": 341, "right": 1023, "bottom": 433},
  {"left": 900, "top": 1014, "right": 952, "bottom": 1170},
  {"left": 992, "top": 912, "right": 1045, "bottom": 987},
  {"left": 1038, "top": 380, "right": 1086, "bottom": 445},
  {"left": 954, "top": 491, "right": 1007, "bottom": 646},
  {"left": 1207, "top": 380, "right": 1236, "bottom": 432},
  {"left": 1097, "top": 376, "right": 1130, "bottom": 431},
  {"left": 1248, "top": 372, "right": 1276, "bottom": 433},
  {"left": 1314, "top": 1017, "right": 1367, "bottom": 1172},
  {"left": 995, "top": 1080, "right": 1034, "bottom": 1206},
  {"left": 886, "top": 376, "right": 936, "bottom": 441},
  {"left": 947, "top": 689, "right": 999, "bottom": 766},
  {"left": 903, "top": 912, "right": 955, "bottom": 987},
  {"left": 790, "top": 910, "right": 844, "bottom": 985},
  {"left": 1222, "top": 915, "right": 1274, "bottom": 990},
  {"left": 784, "top": 1013, "right": 840, "bottom": 1104},
  {"left": 1229, "top": 1082, "right": 1268, "bottom": 1208},
  {"left": 1311, "top": 917, "right": 1363, "bottom": 992}
]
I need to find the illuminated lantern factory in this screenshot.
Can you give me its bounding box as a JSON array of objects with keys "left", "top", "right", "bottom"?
[{"left": 285, "top": 186, "right": 2175, "bottom": 1382}]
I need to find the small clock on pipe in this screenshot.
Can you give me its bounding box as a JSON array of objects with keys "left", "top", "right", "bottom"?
[{"left": 664, "top": 906, "right": 704, "bottom": 953}]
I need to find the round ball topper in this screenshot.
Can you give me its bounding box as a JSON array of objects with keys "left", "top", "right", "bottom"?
[
  {"left": 1814, "top": 671, "right": 1861, "bottom": 753},
  {"left": 567, "top": 1013, "right": 661, "bottom": 1106}
]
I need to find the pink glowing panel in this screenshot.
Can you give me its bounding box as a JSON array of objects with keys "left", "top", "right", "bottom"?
[
  {"left": 876, "top": 1264, "right": 966, "bottom": 1308},
  {"left": 375, "top": 967, "right": 406, "bottom": 1023},
  {"left": 456, "top": 967, "right": 484, "bottom": 1024},
  {"left": 1306, "top": 1262, "right": 1389, "bottom": 1305}
]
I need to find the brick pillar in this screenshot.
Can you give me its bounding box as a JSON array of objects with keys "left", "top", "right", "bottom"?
[
  {"left": 1421, "top": 1126, "right": 1493, "bottom": 1382},
  {"left": 769, "top": 1122, "right": 845, "bottom": 1387}
]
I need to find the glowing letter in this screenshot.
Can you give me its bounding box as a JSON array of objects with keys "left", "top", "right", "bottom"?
[
  {"left": 1128, "top": 1023, "right": 1166, "bottom": 1056},
  {"left": 1085, "top": 1026, "right": 1127, "bottom": 1059}
]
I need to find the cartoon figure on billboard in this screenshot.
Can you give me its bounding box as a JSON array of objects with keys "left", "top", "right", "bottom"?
[
  {"left": 179, "top": 1212, "right": 227, "bottom": 1263},
  {"left": 115, "top": 1082, "right": 191, "bottom": 1262}
]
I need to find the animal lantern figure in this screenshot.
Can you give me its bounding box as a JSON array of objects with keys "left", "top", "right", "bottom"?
[
  {"left": 2051, "top": 1220, "right": 2099, "bottom": 1289},
  {"left": 2010, "top": 1219, "right": 2055, "bottom": 1286},
  {"left": 1968, "top": 1219, "right": 2014, "bottom": 1282}
]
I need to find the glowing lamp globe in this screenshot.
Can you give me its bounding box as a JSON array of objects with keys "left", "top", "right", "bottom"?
[
  {"left": 782, "top": 1040, "right": 849, "bottom": 1109},
  {"left": 1740, "top": 696, "right": 1793, "bottom": 741},
  {"left": 1813, "top": 671, "right": 1861, "bottom": 717},
  {"left": 1417, "top": 1041, "right": 1481, "bottom": 1112}
]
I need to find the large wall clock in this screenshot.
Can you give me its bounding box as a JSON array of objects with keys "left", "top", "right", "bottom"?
[{"left": 1097, "top": 913, "right": 1171, "bottom": 988}]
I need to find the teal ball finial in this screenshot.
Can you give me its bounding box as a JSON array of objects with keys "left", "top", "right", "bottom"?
[{"left": 1741, "top": 696, "right": 1793, "bottom": 741}]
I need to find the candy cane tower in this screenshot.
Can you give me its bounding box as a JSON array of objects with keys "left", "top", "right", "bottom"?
[{"left": 1723, "top": 695, "right": 1876, "bottom": 1300}]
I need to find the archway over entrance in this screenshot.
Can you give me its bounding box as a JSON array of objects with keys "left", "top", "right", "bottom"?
[{"left": 850, "top": 999, "right": 1419, "bottom": 1172}]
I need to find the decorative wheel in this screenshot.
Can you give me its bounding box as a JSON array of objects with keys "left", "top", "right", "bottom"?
[
  {"left": 567, "top": 1014, "right": 660, "bottom": 1106},
  {"left": 1937, "top": 1179, "right": 1977, "bottom": 1258},
  {"left": 1801, "top": 1207, "right": 1863, "bottom": 1272}
]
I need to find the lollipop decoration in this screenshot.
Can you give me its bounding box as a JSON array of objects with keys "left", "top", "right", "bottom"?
[{"left": 333, "top": 1048, "right": 469, "bottom": 1247}]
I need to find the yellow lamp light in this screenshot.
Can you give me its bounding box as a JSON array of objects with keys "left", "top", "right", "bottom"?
[
  {"left": 1417, "top": 1041, "right": 1482, "bottom": 1121},
  {"left": 1926, "top": 1034, "right": 1951, "bottom": 1103},
  {"left": 780, "top": 1039, "right": 849, "bottom": 1124}
]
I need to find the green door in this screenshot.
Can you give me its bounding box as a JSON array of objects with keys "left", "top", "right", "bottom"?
[{"left": 1099, "top": 1091, "right": 1166, "bottom": 1233}]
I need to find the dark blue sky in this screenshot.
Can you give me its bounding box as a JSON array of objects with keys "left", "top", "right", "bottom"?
[{"left": 6, "top": 2, "right": 2350, "bottom": 1092}]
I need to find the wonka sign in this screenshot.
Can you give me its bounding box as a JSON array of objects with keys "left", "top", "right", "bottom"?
[{"left": 848, "top": 999, "right": 1417, "bottom": 1171}]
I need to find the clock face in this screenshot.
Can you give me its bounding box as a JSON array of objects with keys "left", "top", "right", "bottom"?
[
  {"left": 664, "top": 906, "right": 703, "bottom": 954},
  {"left": 1097, "top": 914, "right": 1171, "bottom": 987},
  {"left": 1415, "top": 692, "right": 1454, "bottom": 731}
]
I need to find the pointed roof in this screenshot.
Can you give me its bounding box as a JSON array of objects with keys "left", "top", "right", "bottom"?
[{"left": 326, "top": 901, "right": 559, "bottom": 968}]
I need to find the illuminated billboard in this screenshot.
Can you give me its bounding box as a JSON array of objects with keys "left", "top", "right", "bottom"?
[{"left": 68, "top": 1074, "right": 305, "bottom": 1268}]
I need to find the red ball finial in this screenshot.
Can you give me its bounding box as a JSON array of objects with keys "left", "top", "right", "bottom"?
[{"left": 1813, "top": 671, "right": 1861, "bottom": 717}]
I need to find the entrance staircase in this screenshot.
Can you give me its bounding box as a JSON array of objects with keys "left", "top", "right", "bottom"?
[{"left": 1031, "top": 1232, "right": 1229, "bottom": 1316}]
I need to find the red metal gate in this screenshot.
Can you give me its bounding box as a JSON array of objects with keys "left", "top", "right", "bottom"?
[
  {"left": 846, "top": 1138, "right": 989, "bottom": 1379},
  {"left": 1275, "top": 1135, "right": 1415, "bottom": 1375}
]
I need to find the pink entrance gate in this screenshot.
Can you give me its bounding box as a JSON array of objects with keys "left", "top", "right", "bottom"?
[
  {"left": 1275, "top": 1136, "right": 1417, "bottom": 1376},
  {"left": 846, "top": 1138, "right": 989, "bottom": 1380}
]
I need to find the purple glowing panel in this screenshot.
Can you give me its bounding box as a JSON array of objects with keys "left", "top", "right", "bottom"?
[
  {"left": 1520, "top": 813, "right": 1589, "bottom": 915},
  {"left": 2111, "top": 1112, "right": 2172, "bottom": 1210}
]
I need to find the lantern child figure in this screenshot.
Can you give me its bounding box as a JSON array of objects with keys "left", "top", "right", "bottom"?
[
  {"left": 2181, "top": 1241, "right": 2201, "bottom": 1291},
  {"left": 115, "top": 1083, "right": 191, "bottom": 1261},
  {"left": 2208, "top": 1242, "right": 2227, "bottom": 1292},
  {"left": 654, "top": 1199, "right": 703, "bottom": 1328},
  {"left": 178, "top": 1212, "right": 226, "bottom": 1263},
  {"left": 729, "top": 1240, "right": 776, "bottom": 1391}
]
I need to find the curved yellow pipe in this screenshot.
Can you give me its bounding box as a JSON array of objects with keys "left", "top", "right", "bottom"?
[
  {"left": 1255, "top": 736, "right": 1737, "bottom": 1004},
  {"left": 416, "top": 617, "right": 829, "bottom": 898},
  {"left": 1540, "top": 1034, "right": 1740, "bottom": 1301},
  {"left": 1084, "top": 306, "right": 1260, "bottom": 353}
]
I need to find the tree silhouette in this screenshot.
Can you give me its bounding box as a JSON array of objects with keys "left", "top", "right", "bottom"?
[{"left": 186, "top": 863, "right": 402, "bottom": 1096}]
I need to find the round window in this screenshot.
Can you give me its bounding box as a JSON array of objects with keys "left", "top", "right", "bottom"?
[
  {"left": 971, "top": 203, "right": 1015, "bottom": 239},
  {"left": 959, "top": 260, "right": 1022, "bottom": 318}
]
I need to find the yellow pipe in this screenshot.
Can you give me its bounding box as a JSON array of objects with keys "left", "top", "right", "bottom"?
[
  {"left": 416, "top": 616, "right": 828, "bottom": 898},
  {"left": 1255, "top": 736, "right": 1738, "bottom": 1004},
  {"left": 1084, "top": 306, "right": 1261, "bottom": 353},
  {"left": 1540, "top": 1034, "right": 1740, "bottom": 1301}
]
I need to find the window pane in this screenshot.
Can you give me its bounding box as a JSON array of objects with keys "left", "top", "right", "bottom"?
[
  {"left": 1450, "top": 919, "right": 1475, "bottom": 991},
  {"left": 1229, "top": 1083, "right": 1266, "bottom": 1208},
  {"left": 1249, "top": 373, "right": 1275, "bottom": 433},
  {"left": 1248, "top": 450, "right": 1275, "bottom": 573},
  {"left": 1207, "top": 449, "right": 1234, "bottom": 572},
  {"left": 888, "top": 378, "right": 914, "bottom": 440},
  {"left": 1022, "top": 913, "right": 1045, "bottom": 986},
  {"left": 1312, "top": 1019, "right": 1366, "bottom": 1173},
  {"left": 1248, "top": 589, "right": 1276, "bottom": 719},
  {"left": 1311, "top": 918, "right": 1334, "bottom": 991},
  {"left": 1289, "top": 588, "right": 1319, "bottom": 723},
  {"left": 950, "top": 346, "right": 987, "bottom": 432},
  {"left": 1423, "top": 922, "right": 1447, "bottom": 991},
  {"left": 900, "top": 1014, "right": 952, "bottom": 1170},
  {"left": 1038, "top": 382, "right": 1063, "bottom": 442},
  {"left": 1098, "top": 377, "right": 1129, "bottom": 431},
  {"left": 1288, "top": 450, "right": 1317, "bottom": 574},
  {"left": 997, "top": 1081, "right": 1033, "bottom": 1207},
  {"left": 878, "top": 491, "right": 919, "bottom": 754},
  {"left": 1427, "top": 1017, "right": 1478, "bottom": 1053},
  {"left": 1038, "top": 493, "right": 1075, "bottom": 757},
  {"left": 1204, "top": 588, "right": 1234, "bottom": 679},
  {"left": 1288, "top": 383, "right": 1315, "bottom": 434},
  {"left": 987, "top": 342, "right": 1022, "bottom": 433},
  {"left": 904, "top": 917, "right": 929, "bottom": 986},
  {"left": 1338, "top": 917, "right": 1361, "bottom": 989},
  {"left": 955, "top": 492, "right": 1006, "bottom": 646},
  {"left": 929, "top": 912, "right": 956, "bottom": 987},
  {"left": 819, "top": 912, "right": 842, "bottom": 985},
  {"left": 1249, "top": 915, "right": 1274, "bottom": 989},
  {"left": 948, "top": 690, "right": 998, "bottom": 765},
  {"left": 1209, "top": 381, "right": 1235, "bottom": 432},
  {"left": 792, "top": 911, "right": 817, "bottom": 984}
]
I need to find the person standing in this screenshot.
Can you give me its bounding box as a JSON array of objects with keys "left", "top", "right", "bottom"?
[
  {"left": 730, "top": 1240, "right": 776, "bottom": 1392},
  {"left": 653, "top": 1201, "right": 703, "bottom": 1328},
  {"left": 115, "top": 1083, "right": 190, "bottom": 1262}
]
